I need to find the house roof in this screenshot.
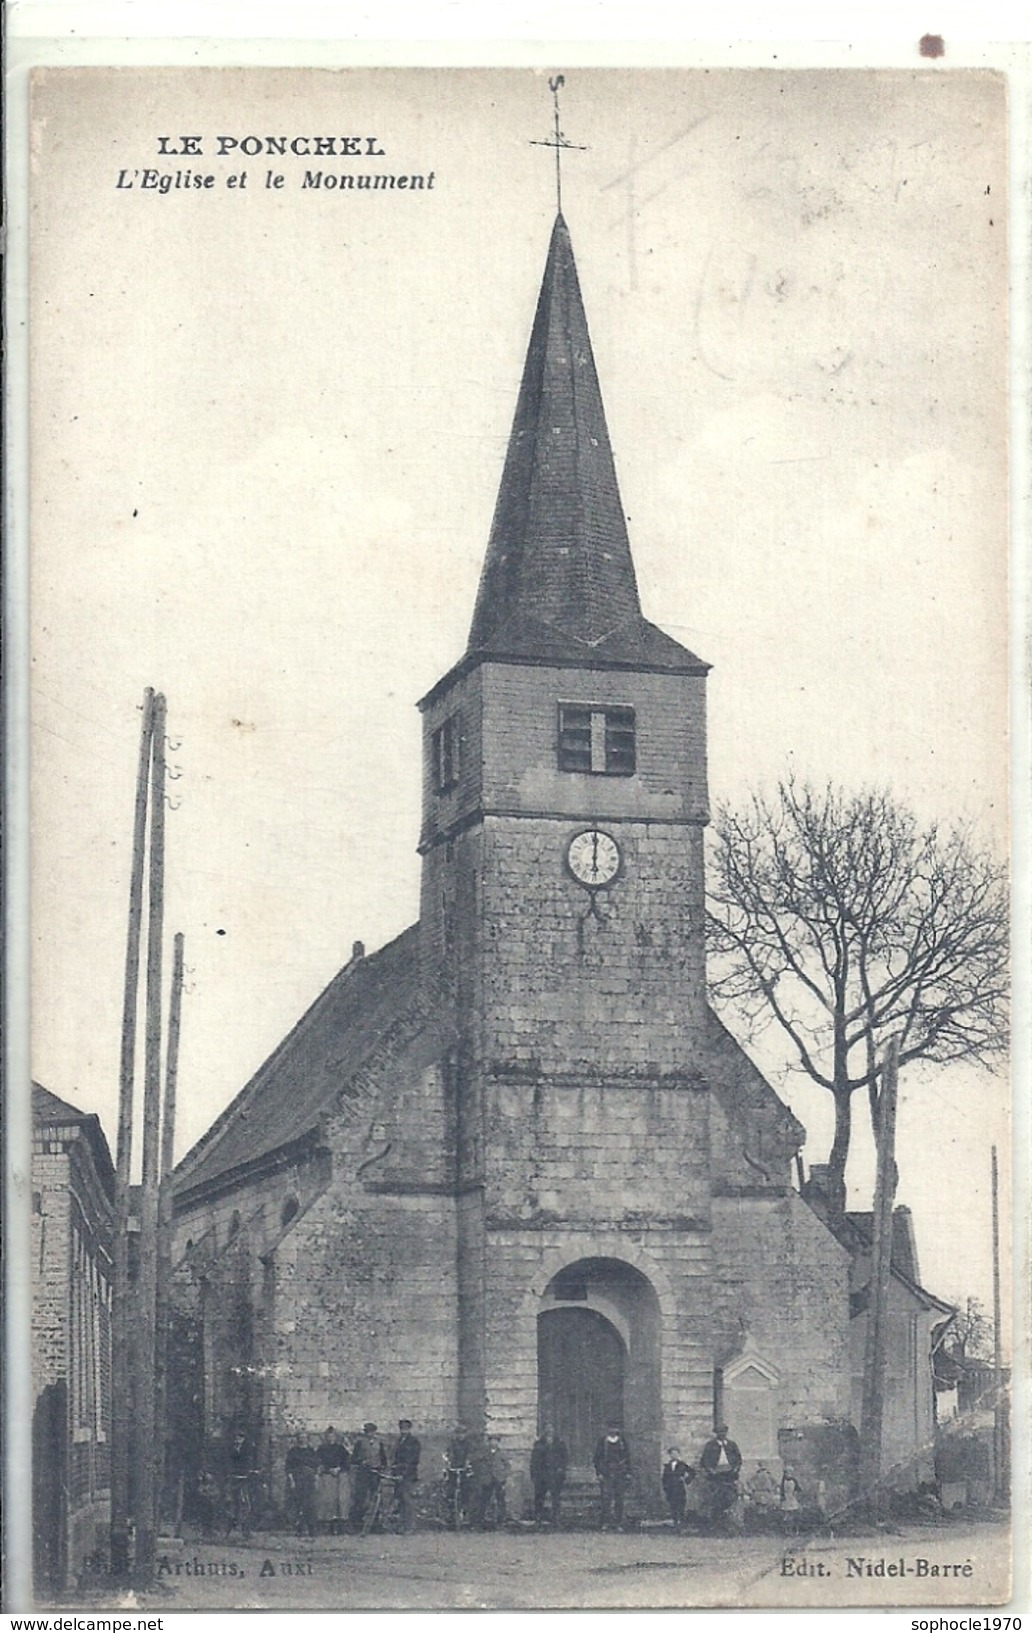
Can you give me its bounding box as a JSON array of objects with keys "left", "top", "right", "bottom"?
[
  {"left": 801, "top": 1185, "right": 955, "bottom": 1317},
  {"left": 32, "top": 1081, "right": 115, "bottom": 1198},
  {"left": 846, "top": 1207, "right": 921, "bottom": 1285},
  {"left": 173, "top": 924, "right": 422, "bottom": 1202},
  {"left": 465, "top": 214, "right": 704, "bottom": 675}
]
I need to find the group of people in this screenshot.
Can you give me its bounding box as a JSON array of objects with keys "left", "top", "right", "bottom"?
[
  {"left": 528, "top": 1420, "right": 633, "bottom": 1530},
  {"left": 284, "top": 1420, "right": 423, "bottom": 1536},
  {"left": 662, "top": 1425, "right": 813, "bottom": 1535},
  {"left": 212, "top": 1417, "right": 814, "bottom": 1539}
]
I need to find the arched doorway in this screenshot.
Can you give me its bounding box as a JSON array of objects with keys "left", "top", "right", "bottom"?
[
  {"left": 536, "top": 1257, "right": 662, "bottom": 1499},
  {"left": 538, "top": 1306, "right": 625, "bottom": 1469}
]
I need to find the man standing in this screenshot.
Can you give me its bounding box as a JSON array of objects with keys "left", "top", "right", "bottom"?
[
  {"left": 594, "top": 1422, "right": 632, "bottom": 1530},
  {"left": 285, "top": 1432, "right": 318, "bottom": 1538},
  {"left": 390, "top": 1419, "right": 421, "bottom": 1534},
  {"left": 348, "top": 1422, "right": 387, "bottom": 1531},
  {"left": 471, "top": 1434, "right": 510, "bottom": 1530},
  {"left": 226, "top": 1428, "right": 256, "bottom": 1538},
  {"left": 444, "top": 1423, "right": 473, "bottom": 1529},
  {"left": 699, "top": 1423, "right": 742, "bottom": 1532},
  {"left": 530, "top": 1422, "right": 568, "bottom": 1527}
]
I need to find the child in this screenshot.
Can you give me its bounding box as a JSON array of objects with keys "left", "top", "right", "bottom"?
[
  {"left": 661, "top": 1447, "right": 694, "bottom": 1530},
  {"left": 747, "top": 1461, "right": 779, "bottom": 1529},
  {"left": 779, "top": 1464, "right": 803, "bottom": 1534}
]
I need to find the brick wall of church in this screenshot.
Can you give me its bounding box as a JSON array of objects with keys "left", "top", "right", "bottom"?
[
  {"left": 172, "top": 1036, "right": 467, "bottom": 1499},
  {"left": 483, "top": 1080, "right": 711, "bottom": 1223},
  {"left": 477, "top": 817, "right": 707, "bottom": 1078},
  {"left": 711, "top": 1192, "right": 853, "bottom": 1429},
  {"left": 269, "top": 1186, "right": 460, "bottom": 1442},
  {"left": 478, "top": 662, "right": 709, "bottom": 822}
]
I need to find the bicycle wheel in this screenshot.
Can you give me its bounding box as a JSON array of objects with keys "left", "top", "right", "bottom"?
[{"left": 361, "top": 1486, "right": 381, "bottom": 1536}]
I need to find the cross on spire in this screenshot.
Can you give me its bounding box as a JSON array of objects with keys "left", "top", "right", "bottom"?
[{"left": 530, "top": 74, "right": 587, "bottom": 215}]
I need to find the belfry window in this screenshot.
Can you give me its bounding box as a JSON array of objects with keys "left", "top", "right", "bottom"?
[
  {"left": 558, "top": 703, "right": 635, "bottom": 775},
  {"left": 432, "top": 714, "right": 460, "bottom": 793}
]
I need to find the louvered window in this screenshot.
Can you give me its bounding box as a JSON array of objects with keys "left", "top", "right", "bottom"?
[
  {"left": 558, "top": 703, "right": 635, "bottom": 775},
  {"left": 432, "top": 715, "right": 460, "bottom": 793}
]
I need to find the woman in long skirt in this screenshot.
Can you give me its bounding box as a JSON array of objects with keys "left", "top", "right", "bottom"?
[{"left": 315, "top": 1427, "right": 350, "bottom": 1535}]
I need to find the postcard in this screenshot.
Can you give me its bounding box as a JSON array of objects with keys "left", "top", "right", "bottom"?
[{"left": 17, "top": 54, "right": 1019, "bottom": 1612}]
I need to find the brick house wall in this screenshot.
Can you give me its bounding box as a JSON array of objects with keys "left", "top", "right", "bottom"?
[{"left": 32, "top": 1093, "right": 114, "bottom": 1589}]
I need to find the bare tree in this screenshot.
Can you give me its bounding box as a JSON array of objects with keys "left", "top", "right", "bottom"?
[
  {"left": 707, "top": 781, "right": 1008, "bottom": 1215},
  {"left": 946, "top": 1295, "right": 995, "bottom": 1364}
]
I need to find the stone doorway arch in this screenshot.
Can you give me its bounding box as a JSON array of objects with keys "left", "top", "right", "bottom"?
[{"left": 536, "top": 1257, "right": 661, "bottom": 1498}]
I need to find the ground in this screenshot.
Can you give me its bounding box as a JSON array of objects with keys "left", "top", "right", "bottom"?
[{"left": 70, "top": 1518, "right": 1011, "bottom": 1612}]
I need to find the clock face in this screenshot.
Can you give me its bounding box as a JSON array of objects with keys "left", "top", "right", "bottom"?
[{"left": 567, "top": 828, "right": 621, "bottom": 888}]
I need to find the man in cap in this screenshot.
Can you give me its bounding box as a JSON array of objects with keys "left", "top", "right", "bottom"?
[
  {"left": 700, "top": 1423, "right": 742, "bottom": 1532},
  {"left": 594, "top": 1421, "right": 632, "bottom": 1530},
  {"left": 348, "top": 1421, "right": 386, "bottom": 1531},
  {"left": 390, "top": 1418, "right": 421, "bottom": 1533}
]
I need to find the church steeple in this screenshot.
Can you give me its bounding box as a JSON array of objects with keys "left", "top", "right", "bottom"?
[
  {"left": 469, "top": 213, "right": 640, "bottom": 652},
  {"left": 467, "top": 214, "right": 705, "bottom": 676}
]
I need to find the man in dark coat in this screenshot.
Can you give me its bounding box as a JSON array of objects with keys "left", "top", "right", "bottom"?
[
  {"left": 594, "top": 1422, "right": 632, "bottom": 1529},
  {"left": 699, "top": 1424, "right": 743, "bottom": 1530},
  {"left": 530, "top": 1422, "right": 568, "bottom": 1526},
  {"left": 661, "top": 1446, "right": 695, "bottom": 1530},
  {"left": 284, "top": 1432, "right": 318, "bottom": 1537},
  {"left": 390, "top": 1419, "right": 421, "bottom": 1534}
]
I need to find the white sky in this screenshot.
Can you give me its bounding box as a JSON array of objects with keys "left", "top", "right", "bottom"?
[{"left": 28, "top": 65, "right": 1012, "bottom": 1323}]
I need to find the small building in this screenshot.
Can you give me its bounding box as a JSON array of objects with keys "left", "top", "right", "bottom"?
[{"left": 31, "top": 1084, "right": 114, "bottom": 1588}]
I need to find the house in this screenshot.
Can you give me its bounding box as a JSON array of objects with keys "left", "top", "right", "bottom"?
[
  {"left": 802, "top": 1174, "right": 955, "bottom": 1491},
  {"left": 170, "top": 212, "right": 861, "bottom": 1517},
  {"left": 32, "top": 1084, "right": 114, "bottom": 1587}
]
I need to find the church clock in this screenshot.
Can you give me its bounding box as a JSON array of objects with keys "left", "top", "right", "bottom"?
[{"left": 566, "top": 828, "right": 622, "bottom": 889}]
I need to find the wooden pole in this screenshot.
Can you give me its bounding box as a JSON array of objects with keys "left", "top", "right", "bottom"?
[
  {"left": 155, "top": 931, "right": 184, "bottom": 1531},
  {"left": 135, "top": 693, "right": 167, "bottom": 1580},
  {"left": 110, "top": 689, "right": 154, "bottom": 1579},
  {"left": 991, "top": 1145, "right": 1004, "bottom": 1500},
  {"left": 859, "top": 1035, "right": 900, "bottom": 1516}
]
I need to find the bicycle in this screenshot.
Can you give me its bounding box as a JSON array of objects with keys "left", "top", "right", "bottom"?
[
  {"left": 361, "top": 1469, "right": 401, "bottom": 1535},
  {"left": 225, "top": 1470, "right": 259, "bottom": 1540},
  {"left": 443, "top": 1462, "right": 472, "bottom": 1531}
]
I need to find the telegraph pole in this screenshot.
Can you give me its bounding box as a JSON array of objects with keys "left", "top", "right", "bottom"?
[
  {"left": 155, "top": 931, "right": 185, "bottom": 1530},
  {"left": 111, "top": 690, "right": 155, "bottom": 1579},
  {"left": 135, "top": 693, "right": 167, "bottom": 1579},
  {"left": 859, "top": 1035, "right": 900, "bottom": 1516},
  {"left": 991, "top": 1145, "right": 1005, "bottom": 1500}
]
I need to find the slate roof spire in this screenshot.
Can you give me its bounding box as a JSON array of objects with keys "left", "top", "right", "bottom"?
[{"left": 466, "top": 214, "right": 706, "bottom": 675}]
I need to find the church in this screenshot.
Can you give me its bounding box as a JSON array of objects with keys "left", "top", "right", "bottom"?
[{"left": 170, "top": 210, "right": 865, "bottom": 1516}]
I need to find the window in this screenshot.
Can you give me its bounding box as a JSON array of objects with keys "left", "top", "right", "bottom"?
[
  {"left": 432, "top": 714, "right": 460, "bottom": 793},
  {"left": 558, "top": 704, "right": 635, "bottom": 775}
]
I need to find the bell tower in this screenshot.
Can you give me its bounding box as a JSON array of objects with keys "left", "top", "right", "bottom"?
[
  {"left": 417, "top": 213, "right": 718, "bottom": 1468},
  {"left": 419, "top": 213, "right": 711, "bottom": 1072}
]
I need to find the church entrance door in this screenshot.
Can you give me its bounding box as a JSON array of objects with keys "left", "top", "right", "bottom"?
[{"left": 537, "top": 1306, "right": 625, "bottom": 1471}]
